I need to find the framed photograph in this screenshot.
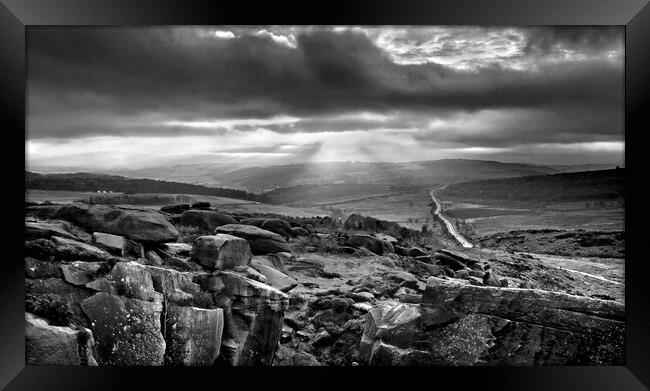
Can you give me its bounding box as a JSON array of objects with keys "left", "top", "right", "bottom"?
[{"left": 2, "top": 0, "right": 649, "bottom": 389}]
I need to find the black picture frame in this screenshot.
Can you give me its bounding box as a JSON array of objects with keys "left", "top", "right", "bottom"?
[{"left": 1, "top": 0, "right": 649, "bottom": 389}]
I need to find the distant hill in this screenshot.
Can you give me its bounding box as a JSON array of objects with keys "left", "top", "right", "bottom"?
[
  {"left": 25, "top": 171, "right": 262, "bottom": 202},
  {"left": 210, "top": 159, "right": 562, "bottom": 192},
  {"left": 437, "top": 168, "right": 624, "bottom": 204}
]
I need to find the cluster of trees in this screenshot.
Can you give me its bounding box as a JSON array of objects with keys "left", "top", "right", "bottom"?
[{"left": 26, "top": 172, "right": 262, "bottom": 201}]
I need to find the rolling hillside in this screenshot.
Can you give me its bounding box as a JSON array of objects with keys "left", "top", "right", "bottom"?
[
  {"left": 437, "top": 168, "right": 624, "bottom": 205},
  {"left": 215, "top": 159, "right": 563, "bottom": 192}
]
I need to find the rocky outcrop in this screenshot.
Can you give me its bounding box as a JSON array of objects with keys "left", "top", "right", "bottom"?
[
  {"left": 80, "top": 292, "right": 166, "bottom": 365},
  {"left": 179, "top": 210, "right": 237, "bottom": 233},
  {"left": 51, "top": 236, "right": 110, "bottom": 258},
  {"left": 346, "top": 234, "right": 394, "bottom": 255},
  {"left": 216, "top": 271, "right": 289, "bottom": 366},
  {"left": 165, "top": 305, "right": 224, "bottom": 366},
  {"left": 160, "top": 203, "right": 190, "bottom": 214},
  {"left": 91, "top": 232, "right": 126, "bottom": 256},
  {"left": 54, "top": 203, "right": 179, "bottom": 243},
  {"left": 249, "top": 261, "right": 298, "bottom": 292},
  {"left": 25, "top": 312, "right": 97, "bottom": 366},
  {"left": 190, "top": 234, "right": 252, "bottom": 270},
  {"left": 360, "top": 303, "right": 422, "bottom": 362},
  {"left": 25, "top": 221, "right": 80, "bottom": 241},
  {"left": 240, "top": 218, "right": 292, "bottom": 238},
  {"left": 215, "top": 224, "right": 291, "bottom": 255}
]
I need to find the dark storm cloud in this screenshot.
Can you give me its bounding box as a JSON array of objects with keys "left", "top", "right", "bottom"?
[
  {"left": 27, "top": 26, "right": 623, "bottom": 149},
  {"left": 523, "top": 26, "right": 622, "bottom": 55}
]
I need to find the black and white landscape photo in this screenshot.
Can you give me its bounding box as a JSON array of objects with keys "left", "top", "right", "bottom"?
[{"left": 25, "top": 26, "right": 624, "bottom": 366}]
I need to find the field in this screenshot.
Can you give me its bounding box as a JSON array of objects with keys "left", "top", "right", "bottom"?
[
  {"left": 436, "top": 169, "right": 624, "bottom": 236},
  {"left": 441, "top": 200, "right": 624, "bottom": 235},
  {"left": 27, "top": 190, "right": 329, "bottom": 218}
]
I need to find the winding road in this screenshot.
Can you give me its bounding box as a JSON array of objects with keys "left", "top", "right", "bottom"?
[{"left": 429, "top": 187, "right": 474, "bottom": 248}]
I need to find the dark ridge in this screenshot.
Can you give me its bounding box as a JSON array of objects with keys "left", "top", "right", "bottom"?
[{"left": 25, "top": 171, "right": 262, "bottom": 202}]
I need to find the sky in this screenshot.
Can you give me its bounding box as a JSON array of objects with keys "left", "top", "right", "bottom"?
[{"left": 26, "top": 26, "right": 624, "bottom": 171}]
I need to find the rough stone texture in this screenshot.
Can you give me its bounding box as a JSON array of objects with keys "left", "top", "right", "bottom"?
[
  {"left": 360, "top": 302, "right": 422, "bottom": 361},
  {"left": 145, "top": 250, "right": 164, "bottom": 266},
  {"left": 25, "top": 257, "right": 62, "bottom": 279},
  {"left": 85, "top": 261, "right": 163, "bottom": 303},
  {"left": 179, "top": 210, "right": 237, "bottom": 233},
  {"left": 215, "top": 224, "right": 291, "bottom": 255},
  {"left": 250, "top": 262, "right": 298, "bottom": 293},
  {"left": 160, "top": 203, "right": 190, "bottom": 214},
  {"left": 54, "top": 203, "right": 179, "bottom": 243},
  {"left": 25, "top": 204, "right": 63, "bottom": 220},
  {"left": 165, "top": 305, "right": 224, "bottom": 366},
  {"left": 81, "top": 292, "right": 166, "bottom": 365},
  {"left": 240, "top": 218, "right": 292, "bottom": 238},
  {"left": 437, "top": 249, "right": 481, "bottom": 269},
  {"left": 25, "top": 278, "right": 92, "bottom": 327},
  {"left": 91, "top": 232, "right": 126, "bottom": 256},
  {"left": 395, "top": 246, "right": 428, "bottom": 257},
  {"left": 217, "top": 271, "right": 289, "bottom": 366},
  {"left": 434, "top": 252, "right": 467, "bottom": 271},
  {"left": 347, "top": 234, "right": 394, "bottom": 255},
  {"left": 124, "top": 239, "right": 145, "bottom": 259},
  {"left": 145, "top": 265, "right": 202, "bottom": 303},
  {"left": 251, "top": 255, "right": 286, "bottom": 272},
  {"left": 59, "top": 262, "right": 104, "bottom": 286},
  {"left": 162, "top": 242, "right": 192, "bottom": 257},
  {"left": 191, "top": 234, "right": 252, "bottom": 270},
  {"left": 195, "top": 274, "right": 226, "bottom": 293},
  {"left": 420, "top": 277, "right": 625, "bottom": 365},
  {"left": 373, "top": 233, "right": 399, "bottom": 245},
  {"left": 51, "top": 236, "right": 110, "bottom": 258},
  {"left": 25, "top": 312, "right": 97, "bottom": 366},
  {"left": 25, "top": 221, "right": 79, "bottom": 241}
]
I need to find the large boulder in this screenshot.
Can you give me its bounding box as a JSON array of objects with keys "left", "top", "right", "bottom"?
[
  {"left": 50, "top": 236, "right": 110, "bottom": 258},
  {"left": 215, "top": 224, "right": 291, "bottom": 255},
  {"left": 145, "top": 265, "right": 202, "bottom": 303},
  {"left": 190, "top": 234, "right": 252, "bottom": 270},
  {"left": 25, "top": 312, "right": 97, "bottom": 366},
  {"left": 91, "top": 232, "right": 126, "bottom": 256},
  {"left": 434, "top": 252, "right": 467, "bottom": 271},
  {"left": 81, "top": 292, "right": 166, "bottom": 365},
  {"left": 54, "top": 203, "right": 179, "bottom": 243},
  {"left": 249, "top": 261, "right": 298, "bottom": 292},
  {"left": 343, "top": 214, "right": 402, "bottom": 233},
  {"left": 59, "top": 262, "right": 104, "bottom": 286},
  {"left": 347, "top": 234, "right": 394, "bottom": 255},
  {"left": 217, "top": 271, "right": 289, "bottom": 366},
  {"left": 437, "top": 249, "right": 481, "bottom": 269},
  {"left": 240, "top": 218, "right": 292, "bottom": 238},
  {"left": 25, "top": 221, "right": 79, "bottom": 241},
  {"left": 85, "top": 261, "right": 162, "bottom": 303},
  {"left": 179, "top": 210, "right": 237, "bottom": 233},
  {"left": 360, "top": 302, "right": 422, "bottom": 362},
  {"left": 420, "top": 277, "right": 625, "bottom": 365},
  {"left": 165, "top": 305, "right": 224, "bottom": 366}
]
